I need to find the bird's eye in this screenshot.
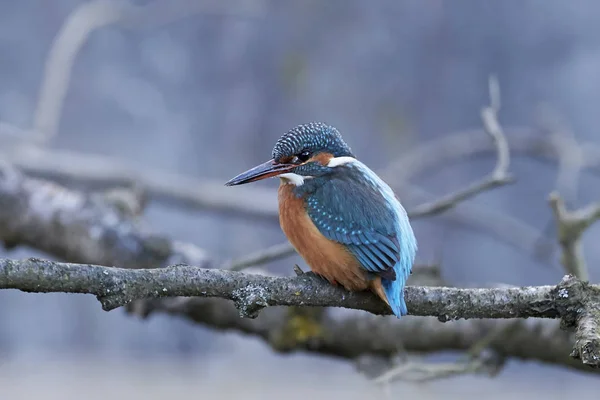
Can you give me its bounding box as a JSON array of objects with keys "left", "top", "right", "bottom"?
[{"left": 294, "top": 150, "right": 311, "bottom": 163}]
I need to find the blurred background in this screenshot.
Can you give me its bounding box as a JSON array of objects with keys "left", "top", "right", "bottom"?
[{"left": 0, "top": 0, "right": 599, "bottom": 398}]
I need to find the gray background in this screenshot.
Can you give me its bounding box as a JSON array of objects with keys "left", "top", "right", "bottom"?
[{"left": 0, "top": 0, "right": 598, "bottom": 398}]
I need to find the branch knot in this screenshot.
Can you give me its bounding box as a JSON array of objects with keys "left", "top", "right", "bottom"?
[
  {"left": 552, "top": 275, "right": 600, "bottom": 368},
  {"left": 232, "top": 284, "right": 270, "bottom": 318},
  {"left": 553, "top": 274, "right": 587, "bottom": 330}
]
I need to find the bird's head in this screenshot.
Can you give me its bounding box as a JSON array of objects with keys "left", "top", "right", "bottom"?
[{"left": 225, "top": 122, "right": 355, "bottom": 187}]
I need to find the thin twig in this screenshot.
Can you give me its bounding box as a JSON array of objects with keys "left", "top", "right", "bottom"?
[
  {"left": 536, "top": 105, "right": 583, "bottom": 207},
  {"left": 31, "top": 0, "right": 265, "bottom": 145},
  {"left": 0, "top": 121, "right": 579, "bottom": 260},
  {"left": 2, "top": 123, "right": 590, "bottom": 219},
  {"left": 532, "top": 107, "right": 584, "bottom": 265},
  {"left": 33, "top": 1, "right": 123, "bottom": 144},
  {"left": 372, "top": 317, "right": 520, "bottom": 384},
  {"left": 224, "top": 76, "right": 518, "bottom": 272},
  {"left": 222, "top": 241, "right": 296, "bottom": 271},
  {"left": 373, "top": 358, "right": 492, "bottom": 384},
  {"left": 137, "top": 295, "right": 595, "bottom": 375},
  {"left": 3, "top": 144, "right": 547, "bottom": 272},
  {"left": 464, "top": 319, "right": 522, "bottom": 360},
  {"left": 549, "top": 192, "right": 600, "bottom": 281},
  {"left": 12, "top": 146, "right": 279, "bottom": 221},
  {"left": 0, "top": 141, "right": 549, "bottom": 272},
  {"left": 409, "top": 75, "right": 513, "bottom": 217},
  {"left": 405, "top": 184, "right": 554, "bottom": 261}
]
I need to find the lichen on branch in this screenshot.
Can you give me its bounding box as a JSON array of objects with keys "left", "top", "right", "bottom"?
[{"left": 1, "top": 257, "right": 599, "bottom": 369}]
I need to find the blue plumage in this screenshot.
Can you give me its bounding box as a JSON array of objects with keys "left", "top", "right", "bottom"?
[
  {"left": 299, "top": 160, "right": 417, "bottom": 318},
  {"left": 226, "top": 121, "right": 417, "bottom": 318},
  {"left": 273, "top": 122, "right": 354, "bottom": 161}
]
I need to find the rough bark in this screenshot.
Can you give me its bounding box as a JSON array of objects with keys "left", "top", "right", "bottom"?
[
  {"left": 1, "top": 257, "right": 593, "bottom": 320},
  {"left": 1, "top": 163, "right": 599, "bottom": 373}
]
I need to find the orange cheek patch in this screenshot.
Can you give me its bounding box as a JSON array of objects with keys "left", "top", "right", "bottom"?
[
  {"left": 309, "top": 152, "right": 334, "bottom": 166},
  {"left": 276, "top": 156, "right": 293, "bottom": 164}
]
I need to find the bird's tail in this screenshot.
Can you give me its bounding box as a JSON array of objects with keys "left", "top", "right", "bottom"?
[{"left": 370, "top": 276, "right": 408, "bottom": 318}]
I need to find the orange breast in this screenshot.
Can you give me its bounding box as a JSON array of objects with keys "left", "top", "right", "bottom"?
[{"left": 277, "top": 183, "right": 371, "bottom": 292}]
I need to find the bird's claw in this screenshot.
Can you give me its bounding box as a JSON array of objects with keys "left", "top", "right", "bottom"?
[
  {"left": 293, "top": 264, "right": 305, "bottom": 276},
  {"left": 293, "top": 265, "right": 322, "bottom": 280}
]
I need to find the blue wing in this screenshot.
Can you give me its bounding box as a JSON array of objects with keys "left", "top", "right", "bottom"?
[{"left": 305, "top": 172, "right": 402, "bottom": 281}]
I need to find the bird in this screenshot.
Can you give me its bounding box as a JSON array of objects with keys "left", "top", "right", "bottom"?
[{"left": 225, "top": 122, "right": 417, "bottom": 318}]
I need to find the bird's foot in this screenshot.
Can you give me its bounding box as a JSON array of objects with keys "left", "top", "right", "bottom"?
[
  {"left": 293, "top": 264, "right": 305, "bottom": 276},
  {"left": 293, "top": 265, "right": 323, "bottom": 280}
]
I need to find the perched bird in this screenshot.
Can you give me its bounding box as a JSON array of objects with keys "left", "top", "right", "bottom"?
[{"left": 225, "top": 122, "right": 417, "bottom": 318}]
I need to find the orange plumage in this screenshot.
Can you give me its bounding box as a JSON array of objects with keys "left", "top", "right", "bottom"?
[{"left": 278, "top": 182, "right": 390, "bottom": 307}]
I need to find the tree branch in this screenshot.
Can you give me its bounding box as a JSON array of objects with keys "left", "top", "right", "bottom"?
[
  {"left": 223, "top": 76, "right": 522, "bottom": 272},
  {"left": 32, "top": 0, "right": 265, "bottom": 145},
  {"left": 1, "top": 163, "right": 599, "bottom": 373},
  {"left": 408, "top": 75, "right": 513, "bottom": 217},
  {"left": 0, "top": 120, "right": 564, "bottom": 260},
  {"left": 0, "top": 162, "right": 212, "bottom": 269},
  {"left": 0, "top": 257, "right": 577, "bottom": 317},
  {"left": 223, "top": 241, "right": 296, "bottom": 271},
  {"left": 1, "top": 257, "right": 599, "bottom": 369},
  {"left": 549, "top": 192, "right": 600, "bottom": 281},
  {"left": 2, "top": 126, "right": 585, "bottom": 219},
  {"left": 130, "top": 293, "right": 599, "bottom": 375},
  {"left": 4, "top": 0, "right": 599, "bottom": 378}
]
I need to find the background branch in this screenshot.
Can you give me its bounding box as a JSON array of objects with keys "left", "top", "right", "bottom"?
[
  {"left": 1, "top": 163, "right": 600, "bottom": 373},
  {"left": 0, "top": 162, "right": 212, "bottom": 269},
  {"left": 225, "top": 75, "right": 519, "bottom": 272},
  {"left": 31, "top": 0, "right": 265, "bottom": 146},
  {"left": 549, "top": 192, "right": 600, "bottom": 281},
  {"left": 408, "top": 75, "right": 513, "bottom": 218},
  {"left": 3, "top": 1, "right": 600, "bottom": 395},
  {"left": 4, "top": 125, "right": 594, "bottom": 219},
  {"left": 131, "top": 291, "right": 598, "bottom": 375},
  {"left": 0, "top": 118, "right": 582, "bottom": 262}
]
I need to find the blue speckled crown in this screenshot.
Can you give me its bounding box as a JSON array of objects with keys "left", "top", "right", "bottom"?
[{"left": 272, "top": 122, "right": 354, "bottom": 161}]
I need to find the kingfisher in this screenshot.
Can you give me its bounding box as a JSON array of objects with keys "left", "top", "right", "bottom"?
[{"left": 225, "top": 122, "right": 417, "bottom": 318}]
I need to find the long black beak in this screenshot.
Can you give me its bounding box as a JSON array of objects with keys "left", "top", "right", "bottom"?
[{"left": 225, "top": 159, "right": 295, "bottom": 186}]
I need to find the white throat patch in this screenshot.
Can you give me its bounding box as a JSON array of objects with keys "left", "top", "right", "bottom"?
[{"left": 279, "top": 173, "right": 308, "bottom": 186}]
